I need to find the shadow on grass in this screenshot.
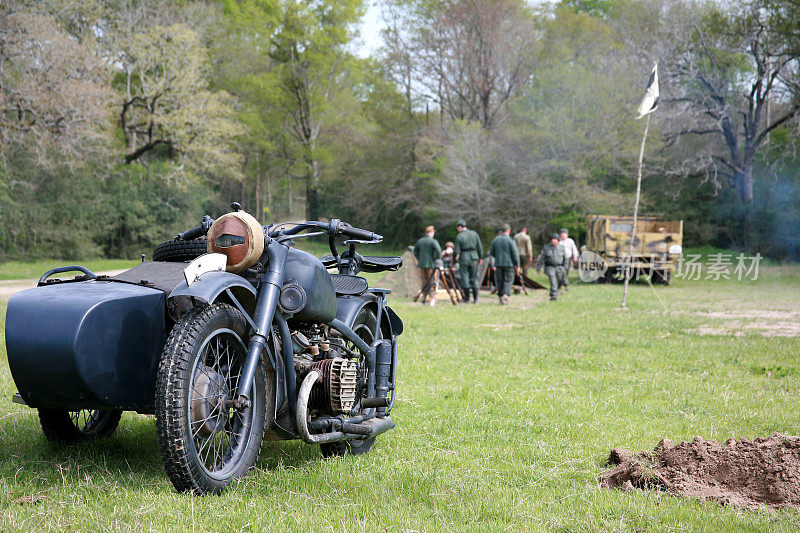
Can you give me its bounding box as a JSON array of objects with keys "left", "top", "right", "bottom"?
[{"left": 0, "top": 412, "right": 327, "bottom": 492}]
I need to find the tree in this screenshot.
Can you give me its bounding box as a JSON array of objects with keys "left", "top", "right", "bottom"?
[
  {"left": 437, "top": 122, "right": 497, "bottom": 227},
  {"left": 116, "top": 23, "right": 242, "bottom": 178},
  {"left": 0, "top": 4, "right": 110, "bottom": 163},
  {"left": 662, "top": 0, "right": 800, "bottom": 208},
  {"left": 382, "top": 0, "right": 537, "bottom": 131},
  {"left": 269, "top": 0, "right": 364, "bottom": 220}
]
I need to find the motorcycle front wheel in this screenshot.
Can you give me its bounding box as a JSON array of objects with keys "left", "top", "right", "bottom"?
[{"left": 155, "top": 303, "right": 266, "bottom": 494}]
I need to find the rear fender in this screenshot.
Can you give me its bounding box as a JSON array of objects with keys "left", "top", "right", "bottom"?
[{"left": 167, "top": 271, "right": 256, "bottom": 321}]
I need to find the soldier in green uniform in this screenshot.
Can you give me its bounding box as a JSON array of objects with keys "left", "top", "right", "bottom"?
[
  {"left": 537, "top": 234, "right": 569, "bottom": 301},
  {"left": 488, "top": 224, "right": 520, "bottom": 305},
  {"left": 453, "top": 219, "right": 483, "bottom": 304},
  {"left": 413, "top": 225, "right": 442, "bottom": 292}
]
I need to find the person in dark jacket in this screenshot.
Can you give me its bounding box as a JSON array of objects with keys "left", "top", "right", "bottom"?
[
  {"left": 453, "top": 219, "right": 483, "bottom": 304},
  {"left": 414, "top": 225, "right": 442, "bottom": 291},
  {"left": 537, "top": 234, "right": 569, "bottom": 301},
  {"left": 489, "top": 224, "right": 520, "bottom": 305}
]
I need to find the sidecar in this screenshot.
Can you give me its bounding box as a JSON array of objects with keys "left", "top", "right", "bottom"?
[{"left": 5, "top": 260, "right": 252, "bottom": 415}]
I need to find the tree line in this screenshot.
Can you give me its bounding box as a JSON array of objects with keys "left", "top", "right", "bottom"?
[{"left": 1, "top": 0, "right": 798, "bottom": 260}]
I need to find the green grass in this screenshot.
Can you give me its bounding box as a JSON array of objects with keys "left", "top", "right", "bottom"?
[
  {"left": 1, "top": 262, "right": 800, "bottom": 530},
  {"left": 0, "top": 259, "right": 140, "bottom": 281}
]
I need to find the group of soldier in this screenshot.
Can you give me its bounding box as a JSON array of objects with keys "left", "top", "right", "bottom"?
[{"left": 413, "top": 220, "right": 581, "bottom": 304}]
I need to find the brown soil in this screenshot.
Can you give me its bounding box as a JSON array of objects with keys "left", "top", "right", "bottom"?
[
  {"left": 684, "top": 309, "right": 800, "bottom": 338},
  {"left": 688, "top": 323, "right": 800, "bottom": 337},
  {"left": 600, "top": 434, "right": 800, "bottom": 511}
]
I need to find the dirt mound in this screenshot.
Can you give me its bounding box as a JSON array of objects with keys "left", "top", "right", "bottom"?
[
  {"left": 600, "top": 434, "right": 800, "bottom": 511},
  {"left": 379, "top": 250, "right": 420, "bottom": 298}
]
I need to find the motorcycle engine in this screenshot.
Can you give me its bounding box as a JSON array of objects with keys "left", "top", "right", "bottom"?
[
  {"left": 293, "top": 329, "right": 359, "bottom": 415},
  {"left": 309, "top": 358, "right": 358, "bottom": 414}
]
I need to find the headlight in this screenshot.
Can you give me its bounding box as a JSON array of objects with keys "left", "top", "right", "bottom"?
[{"left": 207, "top": 211, "right": 264, "bottom": 272}]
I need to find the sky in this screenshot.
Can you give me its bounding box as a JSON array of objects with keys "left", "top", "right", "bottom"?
[{"left": 356, "top": 1, "right": 384, "bottom": 58}]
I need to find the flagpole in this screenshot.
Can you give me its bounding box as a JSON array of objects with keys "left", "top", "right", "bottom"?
[{"left": 620, "top": 112, "right": 650, "bottom": 309}]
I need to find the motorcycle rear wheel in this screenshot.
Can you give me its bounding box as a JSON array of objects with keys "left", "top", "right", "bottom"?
[
  {"left": 38, "top": 408, "right": 122, "bottom": 442},
  {"left": 155, "top": 303, "right": 266, "bottom": 494}
]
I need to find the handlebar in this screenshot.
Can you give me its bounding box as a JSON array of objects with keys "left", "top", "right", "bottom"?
[
  {"left": 175, "top": 212, "right": 382, "bottom": 247},
  {"left": 338, "top": 222, "right": 380, "bottom": 242},
  {"left": 178, "top": 225, "right": 205, "bottom": 241},
  {"left": 176, "top": 215, "right": 214, "bottom": 241},
  {"left": 272, "top": 219, "right": 382, "bottom": 243}
]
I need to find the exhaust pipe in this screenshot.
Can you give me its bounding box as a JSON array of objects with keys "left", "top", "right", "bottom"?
[{"left": 296, "top": 371, "right": 395, "bottom": 445}]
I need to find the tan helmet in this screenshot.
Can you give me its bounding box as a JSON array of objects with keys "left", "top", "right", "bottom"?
[{"left": 207, "top": 211, "right": 264, "bottom": 272}]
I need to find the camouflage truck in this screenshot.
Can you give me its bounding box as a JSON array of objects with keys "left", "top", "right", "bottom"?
[{"left": 583, "top": 215, "right": 683, "bottom": 284}]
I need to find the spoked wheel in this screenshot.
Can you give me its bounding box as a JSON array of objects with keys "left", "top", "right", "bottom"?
[
  {"left": 320, "top": 308, "right": 384, "bottom": 458},
  {"left": 38, "top": 408, "right": 122, "bottom": 442},
  {"left": 156, "top": 303, "right": 266, "bottom": 494}
]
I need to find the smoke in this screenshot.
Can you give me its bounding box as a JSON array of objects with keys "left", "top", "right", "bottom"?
[{"left": 756, "top": 175, "right": 800, "bottom": 261}]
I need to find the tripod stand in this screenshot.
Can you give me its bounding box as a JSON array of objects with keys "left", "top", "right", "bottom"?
[{"left": 413, "top": 268, "right": 459, "bottom": 306}]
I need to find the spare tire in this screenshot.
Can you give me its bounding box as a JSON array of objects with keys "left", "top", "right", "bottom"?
[{"left": 153, "top": 238, "right": 208, "bottom": 262}]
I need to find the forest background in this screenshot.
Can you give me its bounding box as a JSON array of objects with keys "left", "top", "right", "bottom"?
[{"left": 1, "top": 0, "right": 798, "bottom": 261}]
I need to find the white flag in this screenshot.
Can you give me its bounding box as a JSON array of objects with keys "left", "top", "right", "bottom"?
[{"left": 636, "top": 63, "right": 659, "bottom": 119}]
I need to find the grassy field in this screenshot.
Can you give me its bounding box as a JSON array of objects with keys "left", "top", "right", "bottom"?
[
  {"left": 0, "top": 259, "right": 140, "bottom": 281},
  {"left": 1, "top": 258, "right": 799, "bottom": 530}
]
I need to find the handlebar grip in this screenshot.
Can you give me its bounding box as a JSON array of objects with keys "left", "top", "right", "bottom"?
[
  {"left": 178, "top": 225, "right": 204, "bottom": 241},
  {"left": 342, "top": 224, "right": 381, "bottom": 241},
  {"left": 177, "top": 215, "right": 214, "bottom": 241}
]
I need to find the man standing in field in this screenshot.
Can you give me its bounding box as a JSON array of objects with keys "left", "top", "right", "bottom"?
[
  {"left": 454, "top": 219, "right": 483, "bottom": 304},
  {"left": 414, "top": 225, "right": 442, "bottom": 292},
  {"left": 489, "top": 224, "right": 520, "bottom": 305},
  {"left": 557, "top": 228, "right": 580, "bottom": 291},
  {"left": 513, "top": 226, "right": 533, "bottom": 279},
  {"left": 538, "top": 234, "right": 569, "bottom": 301}
]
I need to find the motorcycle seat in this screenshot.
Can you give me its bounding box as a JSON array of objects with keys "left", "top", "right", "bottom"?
[
  {"left": 320, "top": 254, "right": 403, "bottom": 273},
  {"left": 360, "top": 255, "right": 403, "bottom": 272},
  {"left": 330, "top": 274, "right": 368, "bottom": 295}
]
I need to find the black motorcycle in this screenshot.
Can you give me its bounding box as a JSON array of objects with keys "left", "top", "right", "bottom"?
[{"left": 5, "top": 204, "right": 403, "bottom": 493}]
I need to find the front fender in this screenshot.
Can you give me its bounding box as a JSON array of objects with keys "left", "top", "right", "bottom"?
[
  {"left": 335, "top": 294, "right": 377, "bottom": 329},
  {"left": 167, "top": 271, "right": 256, "bottom": 320},
  {"left": 334, "top": 293, "right": 402, "bottom": 337}
]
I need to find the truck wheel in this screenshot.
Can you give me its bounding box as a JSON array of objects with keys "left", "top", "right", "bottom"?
[
  {"left": 152, "top": 238, "right": 207, "bottom": 262},
  {"left": 320, "top": 308, "right": 383, "bottom": 458},
  {"left": 597, "top": 269, "right": 614, "bottom": 284},
  {"left": 155, "top": 303, "right": 266, "bottom": 494},
  {"left": 38, "top": 409, "right": 122, "bottom": 442},
  {"left": 653, "top": 270, "right": 671, "bottom": 285}
]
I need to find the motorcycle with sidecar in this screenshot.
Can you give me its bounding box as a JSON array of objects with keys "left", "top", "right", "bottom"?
[{"left": 4, "top": 204, "right": 403, "bottom": 494}]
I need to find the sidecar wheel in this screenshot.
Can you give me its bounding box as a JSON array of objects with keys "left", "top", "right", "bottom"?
[
  {"left": 38, "top": 409, "right": 122, "bottom": 442},
  {"left": 152, "top": 238, "right": 208, "bottom": 262},
  {"left": 155, "top": 303, "right": 266, "bottom": 494}
]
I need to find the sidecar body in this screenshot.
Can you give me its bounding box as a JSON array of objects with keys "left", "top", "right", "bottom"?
[{"left": 5, "top": 262, "right": 194, "bottom": 414}]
